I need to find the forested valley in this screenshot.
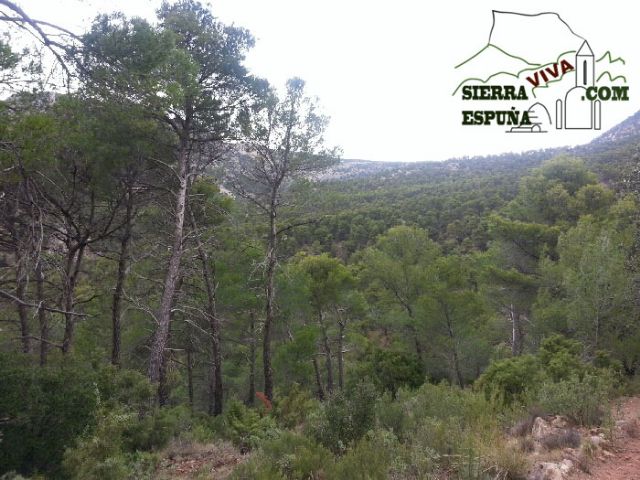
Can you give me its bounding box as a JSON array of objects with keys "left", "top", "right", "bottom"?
[{"left": 2, "top": 2, "right": 640, "bottom": 479}]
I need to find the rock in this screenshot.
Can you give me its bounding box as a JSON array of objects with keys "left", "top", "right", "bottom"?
[
  {"left": 532, "top": 417, "right": 554, "bottom": 440},
  {"left": 528, "top": 460, "right": 573, "bottom": 480},
  {"left": 550, "top": 416, "right": 570, "bottom": 429},
  {"left": 532, "top": 416, "right": 571, "bottom": 439}
]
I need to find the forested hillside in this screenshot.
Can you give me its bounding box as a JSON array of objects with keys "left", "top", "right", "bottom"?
[{"left": 1, "top": 2, "right": 640, "bottom": 479}]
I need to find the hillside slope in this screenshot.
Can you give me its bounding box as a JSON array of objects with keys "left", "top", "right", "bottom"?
[{"left": 291, "top": 111, "right": 640, "bottom": 256}]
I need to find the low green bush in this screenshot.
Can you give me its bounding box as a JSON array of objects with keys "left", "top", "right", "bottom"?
[
  {"left": 224, "top": 400, "right": 280, "bottom": 451},
  {"left": 0, "top": 357, "right": 98, "bottom": 478},
  {"left": 230, "top": 432, "right": 332, "bottom": 480},
  {"left": 534, "top": 372, "right": 614, "bottom": 426},
  {"left": 273, "top": 383, "right": 319, "bottom": 429},
  {"left": 307, "top": 379, "right": 378, "bottom": 453},
  {"left": 476, "top": 354, "right": 541, "bottom": 404},
  {"left": 62, "top": 410, "right": 160, "bottom": 480}
]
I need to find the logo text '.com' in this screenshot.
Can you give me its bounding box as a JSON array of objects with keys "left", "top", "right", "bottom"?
[{"left": 454, "top": 11, "right": 629, "bottom": 133}]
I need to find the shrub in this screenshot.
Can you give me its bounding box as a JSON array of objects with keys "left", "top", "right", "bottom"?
[
  {"left": 95, "top": 365, "right": 155, "bottom": 412},
  {"left": 535, "top": 372, "right": 613, "bottom": 426},
  {"left": 328, "top": 430, "right": 397, "bottom": 479},
  {"left": 224, "top": 400, "right": 280, "bottom": 451},
  {"left": 0, "top": 358, "right": 98, "bottom": 478},
  {"left": 375, "top": 392, "right": 409, "bottom": 439},
  {"left": 481, "top": 437, "right": 530, "bottom": 480},
  {"left": 273, "top": 383, "right": 319, "bottom": 429},
  {"left": 63, "top": 410, "right": 159, "bottom": 480},
  {"left": 123, "top": 405, "right": 194, "bottom": 451},
  {"left": 230, "top": 432, "right": 332, "bottom": 480},
  {"left": 538, "top": 334, "right": 584, "bottom": 382},
  {"left": 363, "top": 348, "right": 424, "bottom": 397},
  {"left": 229, "top": 463, "right": 285, "bottom": 480},
  {"left": 476, "top": 355, "right": 541, "bottom": 404},
  {"left": 307, "top": 379, "right": 378, "bottom": 453}
]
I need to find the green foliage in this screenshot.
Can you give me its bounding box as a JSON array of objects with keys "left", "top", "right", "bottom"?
[
  {"left": 362, "top": 348, "right": 424, "bottom": 396},
  {"left": 230, "top": 432, "right": 331, "bottom": 480},
  {"left": 0, "top": 358, "right": 98, "bottom": 478},
  {"left": 95, "top": 365, "right": 155, "bottom": 412},
  {"left": 534, "top": 372, "right": 614, "bottom": 426},
  {"left": 476, "top": 355, "right": 541, "bottom": 404},
  {"left": 224, "top": 401, "right": 280, "bottom": 451},
  {"left": 328, "top": 430, "right": 397, "bottom": 479},
  {"left": 123, "top": 405, "right": 194, "bottom": 452},
  {"left": 307, "top": 380, "right": 378, "bottom": 453},
  {"left": 232, "top": 429, "right": 397, "bottom": 480},
  {"left": 63, "top": 410, "right": 159, "bottom": 480},
  {"left": 537, "top": 334, "right": 584, "bottom": 381},
  {"left": 273, "top": 383, "right": 319, "bottom": 429}
]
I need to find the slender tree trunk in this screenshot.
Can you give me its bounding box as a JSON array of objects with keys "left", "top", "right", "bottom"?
[
  {"left": 403, "top": 304, "right": 424, "bottom": 361},
  {"left": 337, "top": 316, "right": 346, "bottom": 391},
  {"left": 10, "top": 180, "right": 31, "bottom": 354},
  {"left": 246, "top": 311, "right": 256, "bottom": 406},
  {"left": 190, "top": 210, "right": 223, "bottom": 415},
  {"left": 61, "top": 243, "right": 86, "bottom": 354},
  {"left": 111, "top": 188, "right": 133, "bottom": 366},
  {"left": 35, "top": 260, "right": 48, "bottom": 366},
  {"left": 509, "top": 304, "right": 523, "bottom": 356},
  {"left": 443, "top": 305, "right": 464, "bottom": 388},
  {"left": 187, "top": 347, "right": 194, "bottom": 410},
  {"left": 312, "top": 354, "right": 325, "bottom": 400},
  {"left": 263, "top": 205, "right": 278, "bottom": 401},
  {"left": 318, "top": 310, "right": 333, "bottom": 394},
  {"left": 158, "top": 347, "right": 171, "bottom": 406},
  {"left": 148, "top": 137, "right": 190, "bottom": 386},
  {"left": 15, "top": 258, "right": 31, "bottom": 353},
  {"left": 410, "top": 325, "right": 424, "bottom": 360}
]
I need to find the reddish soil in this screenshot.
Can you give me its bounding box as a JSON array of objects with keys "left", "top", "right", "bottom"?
[{"left": 570, "top": 397, "right": 640, "bottom": 480}]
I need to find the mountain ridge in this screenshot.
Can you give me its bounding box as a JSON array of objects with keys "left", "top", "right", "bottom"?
[{"left": 324, "top": 109, "right": 640, "bottom": 182}]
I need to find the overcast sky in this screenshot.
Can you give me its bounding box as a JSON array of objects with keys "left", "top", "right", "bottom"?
[{"left": 9, "top": 0, "right": 639, "bottom": 161}]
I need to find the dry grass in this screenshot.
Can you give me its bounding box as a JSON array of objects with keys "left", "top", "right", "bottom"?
[
  {"left": 158, "top": 440, "right": 244, "bottom": 479},
  {"left": 539, "top": 429, "right": 581, "bottom": 451}
]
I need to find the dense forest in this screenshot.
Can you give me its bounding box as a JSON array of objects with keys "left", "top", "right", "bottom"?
[{"left": 2, "top": 2, "right": 640, "bottom": 479}]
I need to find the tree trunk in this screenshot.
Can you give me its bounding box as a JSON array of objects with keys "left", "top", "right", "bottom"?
[
  {"left": 246, "top": 311, "right": 256, "bottom": 406},
  {"left": 15, "top": 258, "right": 31, "bottom": 353},
  {"left": 263, "top": 205, "right": 278, "bottom": 401},
  {"left": 111, "top": 187, "right": 133, "bottom": 366},
  {"left": 190, "top": 210, "right": 223, "bottom": 416},
  {"left": 35, "top": 260, "right": 48, "bottom": 366},
  {"left": 148, "top": 138, "right": 190, "bottom": 387},
  {"left": 312, "top": 354, "right": 325, "bottom": 400},
  {"left": 443, "top": 303, "right": 464, "bottom": 387},
  {"left": 61, "top": 243, "right": 86, "bottom": 354},
  {"left": 158, "top": 347, "right": 171, "bottom": 407},
  {"left": 187, "top": 347, "right": 194, "bottom": 409},
  {"left": 403, "top": 304, "right": 424, "bottom": 362},
  {"left": 337, "top": 314, "right": 346, "bottom": 391},
  {"left": 318, "top": 310, "right": 333, "bottom": 395},
  {"left": 509, "top": 304, "right": 524, "bottom": 356},
  {"left": 410, "top": 325, "right": 424, "bottom": 360}
]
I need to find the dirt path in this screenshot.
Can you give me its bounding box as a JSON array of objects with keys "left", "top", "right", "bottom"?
[{"left": 569, "top": 397, "right": 640, "bottom": 480}]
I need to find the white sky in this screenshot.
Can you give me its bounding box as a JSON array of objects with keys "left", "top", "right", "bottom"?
[{"left": 8, "top": 0, "right": 640, "bottom": 161}]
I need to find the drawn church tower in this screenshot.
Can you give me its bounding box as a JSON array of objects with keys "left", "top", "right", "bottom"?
[{"left": 555, "top": 41, "right": 601, "bottom": 130}]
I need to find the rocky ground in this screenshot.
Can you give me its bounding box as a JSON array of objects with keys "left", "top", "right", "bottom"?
[
  {"left": 525, "top": 396, "right": 640, "bottom": 480},
  {"left": 568, "top": 396, "right": 640, "bottom": 480}
]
